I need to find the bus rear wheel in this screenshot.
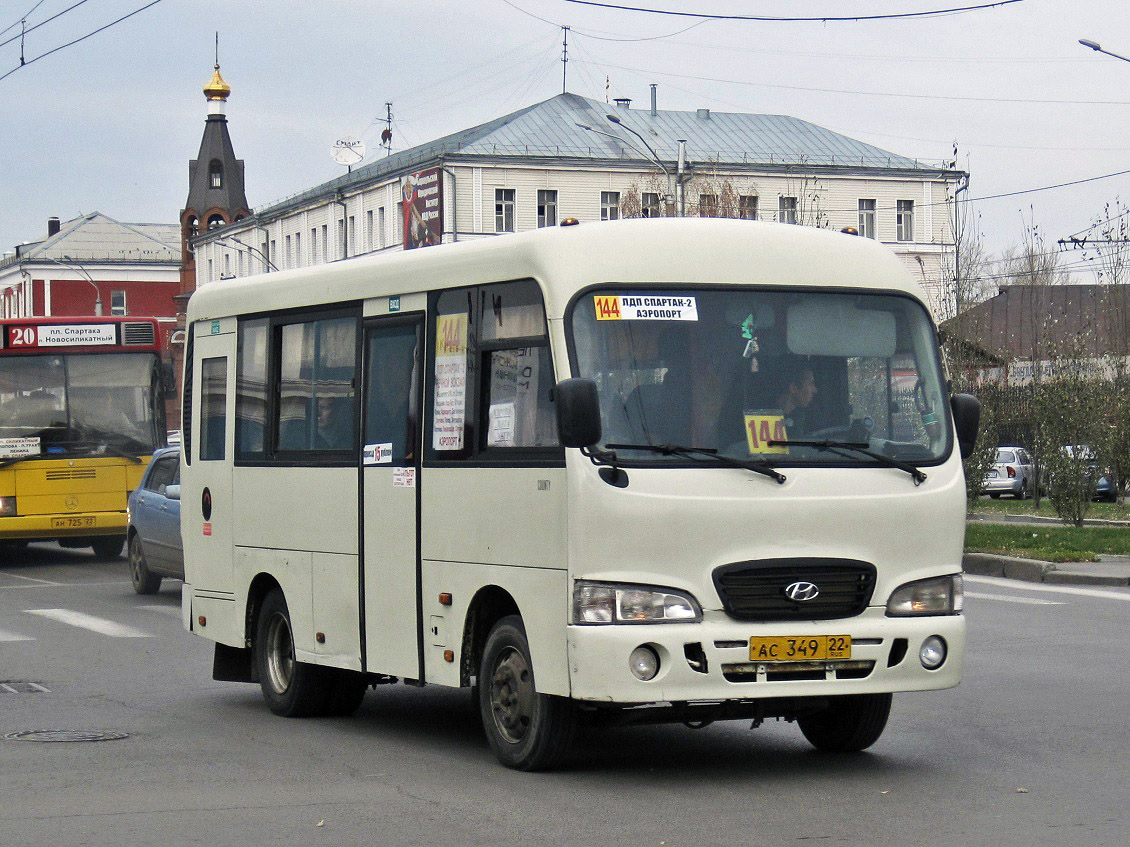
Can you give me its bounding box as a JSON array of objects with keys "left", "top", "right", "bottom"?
[
  {"left": 797, "top": 693, "right": 892, "bottom": 752},
  {"left": 254, "top": 588, "right": 328, "bottom": 717},
  {"left": 91, "top": 536, "right": 125, "bottom": 558},
  {"left": 479, "top": 615, "right": 576, "bottom": 771}
]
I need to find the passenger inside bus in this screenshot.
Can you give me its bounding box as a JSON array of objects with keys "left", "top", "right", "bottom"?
[
  {"left": 770, "top": 358, "right": 818, "bottom": 437},
  {"left": 314, "top": 396, "right": 351, "bottom": 449}
]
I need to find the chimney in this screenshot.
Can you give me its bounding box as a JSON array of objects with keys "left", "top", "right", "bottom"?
[
  {"left": 47, "top": 217, "right": 60, "bottom": 236},
  {"left": 650, "top": 84, "right": 657, "bottom": 117},
  {"left": 613, "top": 97, "right": 631, "bottom": 109},
  {"left": 696, "top": 108, "right": 711, "bottom": 120}
]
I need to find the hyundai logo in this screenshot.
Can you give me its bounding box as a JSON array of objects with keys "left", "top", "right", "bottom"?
[{"left": 784, "top": 581, "right": 820, "bottom": 602}]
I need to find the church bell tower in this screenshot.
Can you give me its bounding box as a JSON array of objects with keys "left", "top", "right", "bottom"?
[{"left": 179, "top": 62, "right": 250, "bottom": 299}]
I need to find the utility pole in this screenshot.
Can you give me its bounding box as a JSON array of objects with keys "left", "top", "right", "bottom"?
[{"left": 561, "top": 26, "right": 569, "bottom": 93}]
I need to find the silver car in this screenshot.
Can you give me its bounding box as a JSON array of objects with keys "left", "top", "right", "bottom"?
[{"left": 983, "top": 446, "right": 1033, "bottom": 499}]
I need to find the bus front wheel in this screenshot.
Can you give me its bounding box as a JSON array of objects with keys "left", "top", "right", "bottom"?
[
  {"left": 479, "top": 615, "right": 576, "bottom": 771},
  {"left": 797, "top": 693, "right": 892, "bottom": 752},
  {"left": 254, "top": 588, "right": 328, "bottom": 717}
]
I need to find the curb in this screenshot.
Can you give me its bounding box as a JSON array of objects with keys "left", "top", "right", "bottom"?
[{"left": 962, "top": 552, "right": 1130, "bottom": 587}]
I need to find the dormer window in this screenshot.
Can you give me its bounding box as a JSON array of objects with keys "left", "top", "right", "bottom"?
[{"left": 209, "top": 160, "right": 224, "bottom": 189}]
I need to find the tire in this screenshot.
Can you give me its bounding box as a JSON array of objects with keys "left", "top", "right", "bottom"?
[
  {"left": 127, "top": 534, "right": 161, "bottom": 595},
  {"left": 254, "top": 588, "right": 329, "bottom": 717},
  {"left": 988, "top": 493, "right": 1001, "bottom": 500},
  {"left": 798, "top": 693, "right": 892, "bottom": 752},
  {"left": 323, "top": 670, "right": 368, "bottom": 717},
  {"left": 91, "top": 536, "right": 125, "bottom": 558},
  {"left": 479, "top": 615, "right": 576, "bottom": 771}
]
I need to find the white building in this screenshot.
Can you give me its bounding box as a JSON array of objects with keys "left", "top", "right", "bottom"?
[{"left": 193, "top": 92, "right": 964, "bottom": 312}]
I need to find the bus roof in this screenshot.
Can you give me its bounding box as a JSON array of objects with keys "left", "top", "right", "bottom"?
[{"left": 187, "top": 218, "right": 925, "bottom": 324}]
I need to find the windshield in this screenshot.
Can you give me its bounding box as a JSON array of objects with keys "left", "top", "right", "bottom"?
[
  {"left": 0, "top": 353, "right": 160, "bottom": 457},
  {"left": 570, "top": 288, "right": 950, "bottom": 466}
]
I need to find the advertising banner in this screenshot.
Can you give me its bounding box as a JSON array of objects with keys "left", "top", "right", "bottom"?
[{"left": 402, "top": 167, "right": 443, "bottom": 249}]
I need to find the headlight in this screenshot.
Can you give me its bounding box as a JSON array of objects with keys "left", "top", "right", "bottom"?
[
  {"left": 573, "top": 581, "right": 702, "bottom": 625},
  {"left": 0, "top": 496, "right": 16, "bottom": 517},
  {"left": 886, "top": 574, "right": 963, "bottom": 616}
]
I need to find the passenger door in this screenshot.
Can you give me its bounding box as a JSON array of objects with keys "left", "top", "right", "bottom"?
[{"left": 360, "top": 316, "right": 423, "bottom": 678}]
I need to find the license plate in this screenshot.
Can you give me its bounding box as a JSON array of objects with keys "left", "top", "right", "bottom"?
[
  {"left": 51, "top": 517, "right": 95, "bottom": 529},
  {"left": 749, "top": 635, "right": 852, "bottom": 662}
]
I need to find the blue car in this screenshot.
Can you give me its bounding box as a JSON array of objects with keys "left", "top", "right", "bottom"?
[{"left": 126, "top": 447, "right": 182, "bottom": 594}]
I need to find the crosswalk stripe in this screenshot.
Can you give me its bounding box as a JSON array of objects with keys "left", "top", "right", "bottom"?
[
  {"left": 0, "top": 626, "right": 34, "bottom": 642},
  {"left": 24, "top": 608, "right": 152, "bottom": 638},
  {"left": 137, "top": 604, "right": 181, "bottom": 618}
]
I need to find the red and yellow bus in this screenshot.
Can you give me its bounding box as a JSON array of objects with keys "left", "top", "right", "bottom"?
[{"left": 0, "top": 317, "right": 173, "bottom": 556}]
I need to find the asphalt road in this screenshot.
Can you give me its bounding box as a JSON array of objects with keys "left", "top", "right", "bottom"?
[{"left": 2, "top": 544, "right": 1128, "bottom": 847}]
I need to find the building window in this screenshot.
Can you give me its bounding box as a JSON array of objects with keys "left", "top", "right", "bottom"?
[
  {"left": 779, "top": 196, "right": 798, "bottom": 225},
  {"left": 366, "top": 210, "right": 374, "bottom": 252},
  {"left": 110, "top": 290, "right": 126, "bottom": 316},
  {"left": 858, "top": 199, "right": 877, "bottom": 239},
  {"left": 207, "top": 214, "right": 225, "bottom": 230},
  {"left": 294, "top": 232, "right": 301, "bottom": 267},
  {"left": 265, "top": 241, "right": 273, "bottom": 271},
  {"left": 642, "top": 192, "right": 661, "bottom": 218},
  {"left": 495, "top": 189, "right": 515, "bottom": 232},
  {"left": 601, "top": 191, "right": 620, "bottom": 221},
  {"left": 209, "top": 160, "right": 223, "bottom": 189},
  {"left": 285, "top": 235, "right": 292, "bottom": 269},
  {"left": 322, "top": 224, "right": 329, "bottom": 260},
  {"left": 310, "top": 227, "right": 318, "bottom": 263},
  {"left": 348, "top": 215, "right": 356, "bottom": 256},
  {"left": 897, "top": 200, "right": 915, "bottom": 242},
  {"left": 378, "top": 207, "right": 386, "bottom": 249},
  {"left": 739, "top": 195, "right": 758, "bottom": 220},
  {"left": 537, "top": 190, "right": 557, "bottom": 228},
  {"left": 698, "top": 194, "right": 718, "bottom": 218}
]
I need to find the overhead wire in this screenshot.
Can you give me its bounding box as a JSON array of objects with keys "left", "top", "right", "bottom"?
[
  {"left": 0, "top": 0, "right": 164, "bottom": 83},
  {"left": 0, "top": 0, "right": 94, "bottom": 50},
  {"left": 563, "top": 0, "right": 1026, "bottom": 22},
  {"left": 0, "top": 0, "right": 49, "bottom": 37}
]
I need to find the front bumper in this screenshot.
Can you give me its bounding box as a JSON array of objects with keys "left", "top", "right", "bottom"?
[{"left": 567, "top": 606, "right": 964, "bottom": 705}]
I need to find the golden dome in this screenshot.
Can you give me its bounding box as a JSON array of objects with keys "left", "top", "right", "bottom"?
[{"left": 203, "top": 64, "right": 231, "bottom": 101}]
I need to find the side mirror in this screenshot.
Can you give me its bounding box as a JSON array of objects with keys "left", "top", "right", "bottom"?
[
  {"left": 950, "top": 393, "right": 981, "bottom": 460},
  {"left": 161, "top": 362, "right": 177, "bottom": 398},
  {"left": 164, "top": 484, "right": 181, "bottom": 501},
  {"left": 554, "top": 378, "right": 602, "bottom": 448}
]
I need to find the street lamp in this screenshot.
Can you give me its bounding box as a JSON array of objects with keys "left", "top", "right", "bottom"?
[
  {"left": 45, "top": 254, "right": 102, "bottom": 316},
  {"left": 575, "top": 119, "right": 685, "bottom": 216},
  {"left": 1079, "top": 38, "right": 1130, "bottom": 64}
]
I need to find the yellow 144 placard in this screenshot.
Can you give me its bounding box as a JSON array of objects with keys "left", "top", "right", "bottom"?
[{"left": 744, "top": 413, "right": 790, "bottom": 454}]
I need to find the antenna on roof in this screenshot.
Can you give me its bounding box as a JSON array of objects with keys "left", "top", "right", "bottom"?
[
  {"left": 380, "top": 102, "right": 393, "bottom": 157},
  {"left": 561, "top": 26, "right": 569, "bottom": 94}
]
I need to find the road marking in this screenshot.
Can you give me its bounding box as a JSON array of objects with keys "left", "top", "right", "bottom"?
[
  {"left": 965, "top": 575, "right": 1130, "bottom": 603},
  {"left": 966, "top": 591, "right": 1065, "bottom": 606},
  {"left": 0, "top": 626, "right": 34, "bottom": 642},
  {"left": 0, "top": 571, "right": 60, "bottom": 586},
  {"left": 24, "top": 608, "right": 152, "bottom": 637}
]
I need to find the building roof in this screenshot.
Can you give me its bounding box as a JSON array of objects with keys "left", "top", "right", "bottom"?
[
  {"left": 254, "top": 92, "right": 951, "bottom": 221},
  {"left": 2, "top": 212, "right": 180, "bottom": 268},
  {"left": 943, "top": 284, "right": 1130, "bottom": 360}
]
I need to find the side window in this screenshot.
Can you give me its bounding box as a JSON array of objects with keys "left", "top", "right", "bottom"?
[
  {"left": 236, "top": 320, "right": 268, "bottom": 459},
  {"left": 199, "top": 357, "right": 227, "bottom": 461},
  {"left": 276, "top": 316, "right": 357, "bottom": 455},
  {"left": 427, "top": 279, "right": 560, "bottom": 463},
  {"left": 363, "top": 323, "right": 420, "bottom": 466},
  {"left": 145, "top": 456, "right": 176, "bottom": 494}
]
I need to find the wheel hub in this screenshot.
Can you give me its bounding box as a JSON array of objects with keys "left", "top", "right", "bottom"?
[{"left": 489, "top": 646, "right": 534, "bottom": 743}]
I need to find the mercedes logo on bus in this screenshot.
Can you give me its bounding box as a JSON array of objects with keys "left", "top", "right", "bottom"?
[{"left": 784, "top": 581, "right": 820, "bottom": 602}]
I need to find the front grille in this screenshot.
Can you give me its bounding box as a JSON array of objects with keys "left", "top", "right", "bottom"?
[
  {"left": 713, "top": 558, "right": 876, "bottom": 622},
  {"left": 45, "top": 469, "right": 97, "bottom": 480},
  {"left": 122, "top": 322, "right": 156, "bottom": 345}
]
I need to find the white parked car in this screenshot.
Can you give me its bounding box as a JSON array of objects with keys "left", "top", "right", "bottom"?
[{"left": 983, "top": 446, "right": 1034, "bottom": 499}]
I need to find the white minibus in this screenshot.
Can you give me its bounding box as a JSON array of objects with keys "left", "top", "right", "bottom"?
[{"left": 181, "top": 218, "right": 979, "bottom": 770}]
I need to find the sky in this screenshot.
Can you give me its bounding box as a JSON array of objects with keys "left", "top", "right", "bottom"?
[{"left": 2, "top": 0, "right": 1130, "bottom": 285}]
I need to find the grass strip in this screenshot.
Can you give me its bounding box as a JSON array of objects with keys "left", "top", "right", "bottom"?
[{"left": 965, "top": 523, "right": 1130, "bottom": 562}]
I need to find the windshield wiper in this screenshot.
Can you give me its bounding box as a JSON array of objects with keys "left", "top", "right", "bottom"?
[
  {"left": 769, "top": 439, "right": 926, "bottom": 485},
  {"left": 605, "top": 443, "right": 786, "bottom": 484}
]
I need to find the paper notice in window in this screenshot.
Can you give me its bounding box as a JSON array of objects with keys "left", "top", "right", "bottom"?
[{"left": 432, "top": 314, "right": 468, "bottom": 451}]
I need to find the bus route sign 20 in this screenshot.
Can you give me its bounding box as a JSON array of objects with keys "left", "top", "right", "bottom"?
[{"left": 6, "top": 324, "right": 117, "bottom": 348}]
